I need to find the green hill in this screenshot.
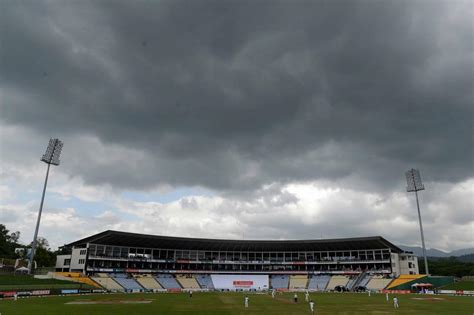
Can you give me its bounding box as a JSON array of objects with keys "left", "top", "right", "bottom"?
[
  {"left": 0, "top": 275, "right": 94, "bottom": 291},
  {"left": 440, "top": 280, "right": 474, "bottom": 291}
]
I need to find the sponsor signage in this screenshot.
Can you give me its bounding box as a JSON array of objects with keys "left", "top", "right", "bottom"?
[
  {"left": 211, "top": 274, "right": 268, "bottom": 290},
  {"left": 233, "top": 281, "right": 253, "bottom": 287},
  {"left": 31, "top": 290, "right": 50, "bottom": 296},
  {"left": 167, "top": 288, "right": 182, "bottom": 293},
  {"left": 61, "top": 289, "right": 79, "bottom": 294},
  {"left": 438, "top": 290, "right": 473, "bottom": 296},
  {"left": 0, "top": 291, "right": 17, "bottom": 297},
  {"left": 92, "top": 289, "right": 107, "bottom": 293},
  {"left": 17, "top": 291, "right": 32, "bottom": 296},
  {"left": 436, "top": 290, "right": 474, "bottom": 295},
  {"left": 438, "top": 290, "right": 455, "bottom": 294},
  {"left": 87, "top": 267, "right": 117, "bottom": 272},
  {"left": 131, "top": 269, "right": 153, "bottom": 273},
  {"left": 177, "top": 260, "right": 190, "bottom": 263}
]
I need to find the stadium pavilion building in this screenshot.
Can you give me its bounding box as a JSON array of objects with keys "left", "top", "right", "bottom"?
[{"left": 56, "top": 230, "right": 418, "bottom": 278}]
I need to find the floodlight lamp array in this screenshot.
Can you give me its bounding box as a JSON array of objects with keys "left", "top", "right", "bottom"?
[
  {"left": 41, "top": 138, "right": 63, "bottom": 166},
  {"left": 405, "top": 168, "right": 424, "bottom": 192}
]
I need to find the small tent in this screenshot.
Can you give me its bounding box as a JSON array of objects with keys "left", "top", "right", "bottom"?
[
  {"left": 15, "top": 266, "right": 29, "bottom": 274},
  {"left": 411, "top": 283, "right": 433, "bottom": 293}
]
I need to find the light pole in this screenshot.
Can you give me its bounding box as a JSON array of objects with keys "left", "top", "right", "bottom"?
[
  {"left": 405, "top": 168, "right": 429, "bottom": 275},
  {"left": 29, "top": 138, "right": 63, "bottom": 274}
]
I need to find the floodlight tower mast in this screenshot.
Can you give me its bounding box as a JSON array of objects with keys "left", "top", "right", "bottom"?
[
  {"left": 29, "top": 139, "right": 63, "bottom": 274},
  {"left": 405, "top": 168, "right": 429, "bottom": 275}
]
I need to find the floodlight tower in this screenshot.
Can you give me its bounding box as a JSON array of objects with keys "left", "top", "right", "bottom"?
[
  {"left": 405, "top": 168, "right": 429, "bottom": 275},
  {"left": 29, "top": 138, "right": 63, "bottom": 274}
]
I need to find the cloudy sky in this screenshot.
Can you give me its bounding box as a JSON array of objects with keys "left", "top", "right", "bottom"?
[{"left": 0, "top": 0, "right": 472, "bottom": 251}]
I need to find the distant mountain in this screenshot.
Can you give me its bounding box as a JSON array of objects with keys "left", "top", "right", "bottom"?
[
  {"left": 398, "top": 245, "right": 474, "bottom": 258},
  {"left": 449, "top": 248, "right": 474, "bottom": 257},
  {"left": 399, "top": 245, "right": 448, "bottom": 257},
  {"left": 457, "top": 253, "right": 474, "bottom": 263}
]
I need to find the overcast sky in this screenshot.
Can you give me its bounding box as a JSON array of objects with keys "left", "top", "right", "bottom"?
[{"left": 0, "top": 0, "right": 472, "bottom": 251}]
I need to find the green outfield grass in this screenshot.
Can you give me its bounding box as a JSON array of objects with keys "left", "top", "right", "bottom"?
[
  {"left": 440, "top": 280, "right": 474, "bottom": 291},
  {"left": 0, "top": 292, "right": 472, "bottom": 315}
]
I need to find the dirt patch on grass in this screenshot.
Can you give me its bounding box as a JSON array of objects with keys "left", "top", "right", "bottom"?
[
  {"left": 411, "top": 297, "right": 446, "bottom": 301},
  {"left": 272, "top": 295, "right": 295, "bottom": 304},
  {"left": 66, "top": 298, "right": 153, "bottom": 305},
  {"left": 218, "top": 295, "right": 236, "bottom": 304}
]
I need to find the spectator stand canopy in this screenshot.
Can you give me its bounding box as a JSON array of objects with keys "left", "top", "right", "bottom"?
[{"left": 65, "top": 230, "right": 404, "bottom": 253}]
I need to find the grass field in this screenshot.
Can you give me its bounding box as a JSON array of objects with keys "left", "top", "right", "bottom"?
[
  {"left": 440, "top": 280, "right": 474, "bottom": 290},
  {"left": 0, "top": 292, "right": 472, "bottom": 315}
]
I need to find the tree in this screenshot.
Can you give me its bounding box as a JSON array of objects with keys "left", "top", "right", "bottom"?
[
  {"left": 0, "top": 224, "right": 23, "bottom": 258},
  {"left": 36, "top": 237, "right": 50, "bottom": 250},
  {"left": 10, "top": 231, "right": 20, "bottom": 243},
  {"left": 34, "top": 246, "right": 56, "bottom": 267},
  {"left": 0, "top": 224, "right": 10, "bottom": 257},
  {"left": 0, "top": 224, "right": 9, "bottom": 242},
  {"left": 29, "top": 236, "right": 56, "bottom": 268},
  {"left": 419, "top": 257, "right": 474, "bottom": 277}
]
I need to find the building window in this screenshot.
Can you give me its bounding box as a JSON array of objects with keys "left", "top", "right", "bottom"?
[
  {"left": 80, "top": 249, "right": 87, "bottom": 255},
  {"left": 78, "top": 259, "right": 85, "bottom": 264},
  {"left": 64, "top": 259, "right": 71, "bottom": 265}
]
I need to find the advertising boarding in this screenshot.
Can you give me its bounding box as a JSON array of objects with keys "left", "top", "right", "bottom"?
[{"left": 211, "top": 274, "right": 268, "bottom": 290}]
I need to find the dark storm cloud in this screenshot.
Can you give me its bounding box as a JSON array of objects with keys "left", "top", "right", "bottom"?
[{"left": 1, "top": 0, "right": 472, "bottom": 191}]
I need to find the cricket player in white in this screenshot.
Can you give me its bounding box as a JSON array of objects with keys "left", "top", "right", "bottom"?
[
  {"left": 393, "top": 296, "right": 399, "bottom": 309},
  {"left": 368, "top": 290, "right": 371, "bottom": 296},
  {"left": 271, "top": 289, "right": 276, "bottom": 298},
  {"left": 305, "top": 290, "right": 309, "bottom": 302},
  {"left": 386, "top": 293, "right": 389, "bottom": 302},
  {"left": 309, "top": 300, "right": 315, "bottom": 314},
  {"left": 244, "top": 296, "right": 249, "bottom": 308}
]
